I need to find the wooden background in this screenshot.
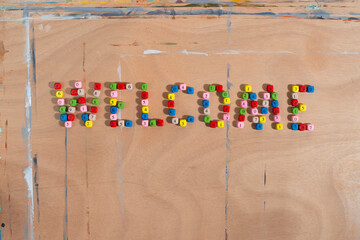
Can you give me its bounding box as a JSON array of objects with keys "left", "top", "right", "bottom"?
[{"left": 1, "top": 2, "right": 360, "bottom": 240}]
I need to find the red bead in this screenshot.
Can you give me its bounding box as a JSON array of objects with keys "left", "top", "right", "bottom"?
[
  {"left": 216, "top": 85, "right": 223, "bottom": 92},
  {"left": 70, "top": 89, "right": 78, "bottom": 96},
  {"left": 168, "top": 101, "right": 175, "bottom": 108},
  {"left": 90, "top": 106, "right": 98, "bottom": 113},
  {"left": 94, "top": 83, "right": 101, "bottom": 90},
  {"left": 273, "top": 107, "right": 280, "bottom": 115},
  {"left": 54, "top": 82, "right": 62, "bottom": 89},
  {"left": 299, "top": 123, "right": 306, "bottom": 131},
  {"left": 223, "top": 105, "right": 230, "bottom": 112},
  {"left": 238, "top": 115, "right": 245, "bottom": 122},
  {"left": 156, "top": 119, "right": 164, "bottom": 126},
  {"left": 210, "top": 121, "right": 217, "bottom": 128},
  {"left": 267, "top": 85, "right": 274, "bottom": 92},
  {"left": 110, "top": 121, "right": 118, "bottom": 127},
  {"left": 117, "top": 83, "right": 125, "bottom": 90},
  {"left": 67, "top": 114, "right": 75, "bottom": 121},
  {"left": 299, "top": 85, "right": 306, "bottom": 92},
  {"left": 142, "top": 92, "right": 148, "bottom": 99},
  {"left": 291, "top": 99, "right": 299, "bottom": 106},
  {"left": 78, "top": 97, "right": 86, "bottom": 104},
  {"left": 250, "top": 101, "right": 258, "bottom": 108}
]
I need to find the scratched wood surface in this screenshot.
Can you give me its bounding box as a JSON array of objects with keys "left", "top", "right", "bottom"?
[{"left": 0, "top": 7, "right": 360, "bottom": 240}]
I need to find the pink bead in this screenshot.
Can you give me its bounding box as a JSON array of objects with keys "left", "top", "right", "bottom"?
[
  {"left": 307, "top": 124, "right": 314, "bottom": 131},
  {"left": 291, "top": 115, "right": 299, "bottom": 122},
  {"left": 57, "top": 98, "right": 65, "bottom": 106},
  {"left": 64, "top": 121, "right": 72, "bottom": 128},
  {"left": 251, "top": 108, "right": 258, "bottom": 115},
  {"left": 263, "top": 93, "right": 270, "bottom": 100},
  {"left": 240, "top": 100, "right": 248, "bottom": 108},
  {"left": 274, "top": 115, "right": 281, "bottom": 122},
  {"left": 179, "top": 84, "right": 187, "bottom": 90},
  {"left": 110, "top": 114, "right": 117, "bottom": 120},
  {"left": 110, "top": 91, "right": 118, "bottom": 98},
  {"left": 141, "top": 99, "right": 148, "bottom": 106},
  {"left": 237, "top": 122, "right": 244, "bottom": 128},
  {"left": 223, "top": 114, "right": 230, "bottom": 121},
  {"left": 80, "top": 105, "right": 87, "bottom": 112},
  {"left": 142, "top": 120, "right": 149, "bottom": 127},
  {"left": 203, "top": 92, "right": 210, "bottom": 99},
  {"left": 74, "top": 81, "right": 82, "bottom": 89}
]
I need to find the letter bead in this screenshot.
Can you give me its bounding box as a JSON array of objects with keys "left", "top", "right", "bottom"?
[
  {"left": 171, "top": 86, "right": 179, "bottom": 93},
  {"left": 118, "top": 83, "right": 125, "bottom": 90},
  {"left": 216, "top": 85, "right": 223, "bottom": 92},
  {"left": 110, "top": 114, "right": 117, "bottom": 120},
  {"left": 250, "top": 101, "right": 258, "bottom": 108},
  {"left": 90, "top": 106, "right": 98, "bottom": 113},
  {"left": 110, "top": 106, "right": 118, "bottom": 114},
  {"left": 223, "top": 105, "right": 230, "bottom": 112},
  {"left": 93, "top": 90, "right": 101, "bottom": 97},
  {"left": 168, "top": 109, "right": 176, "bottom": 116},
  {"left": 292, "top": 107, "right": 299, "bottom": 114},
  {"left": 180, "top": 119, "right": 187, "bottom": 127},
  {"left": 80, "top": 105, "right": 87, "bottom": 113},
  {"left": 222, "top": 91, "right": 229, "bottom": 98},
  {"left": 240, "top": 100, "right": 248, "bottom": 108},
  {"left": 217, "top": 120, "right": 224, "bottom": 128},
  {"left": 142, "top": 106, "right": 149, "bottom": 113},
  {"left": 74, "top": 81, "right": 82, "bottom": 88},
  {"left": 110, "top": 121, "right": 118, "bottom": 128},
  {"left": 179, "top": 84, "right": 187, "bottom": 91},
  {"left": 78, "top": 97, "right": 86, "bottom": 104},
  {"left": 149, "top": 120, "right": 157, "bottom": 127},
  {"left": 237, "top": 122, "right": 244, "bottom": 128},
  {"left": 203, "top": 116, "right": 211, "bottom": 123},
  {"left": 59, "top": 106, "right": 67, "bottom": 113},
  {"left": 242, "top": 92, "right": 249, "bottom": 100},
  {"left": 187, "top": 87, "right": 194, "bottom": 94},
  {"left": 81, "top": 114, "right": 89, "bottom": 122},
  {"left": 271, "top": 92, "right": 278, "bottom": 100},
  {"left": 168, "top": 93, "right": 175, "bottom": 100},
  {"left": 291, "top": 115, "right": 299, "bottom": 122},
  {"left": 141, "top": 99, "right": 148, "bottom": 106},
  {"left": 117, "top": 102, "right": 125, "bottom": 109},
  {"left": 271, "top": 100, "right": 279, "bottom": 108},
  {"left": 291, "top": 99, "right": 299, "bottom": 107},
  {"left": 89, "top": 114, "right": 96, "bottom": 121},
  {"left": 249, "top": 93, "right": 257, "bottom": 100},
  {"left": 77, "top": 89, "right": 85, "bottom": 96},
  {"left": 110, "top": 98, "right": 117, "bottom": 106},
  {"left": 299, "top": 123, "right": 306, "bottom": 131},
  {"left": 261, "top": 107, "right": 268, "bottom": 114},
  {"left": 71, "top": 89, "right": 78, "bottom": 96},
  {"left": 91, "top": 98, "right": 99, "bottom": 105},
  {"left": 54, "top": 82, "right": 62, "bottom": 89},
  {"left": 187, "top": 116, "right": 195, "bottom": 123},
  {"left": 110, "top": 91, "right": 118, "bottom": 98},
  {"left": 208, "top": 85, "right": 216, "bottom": 92},
  {"left": 238, "top": 115, "right": 245, "bottom": 122},
  {"left": 239, "top": 108, "right": 246, "bottom": 115},
  {"left": 141, "top": 83, "right": 148, "bottom": 91},
  {"left": 68, "top": 107, "right": 76, "bottom": 114},
  {"left": 307, "top": 124, "right": 314, "bottom": 131},
  {"left": 168, "top": 101, "right": 175, "bottom": 108},
  {"left": 118, "top": 120, "right": 125, "bottom": 127},
  {"left": 291, "top": 123, "right": 299, "bottom": 130},
  {"left": 263, "top": 93, "right": 270, "bottom": 100},
  {"left": 203, "top": 92, "right": 210, "bottom": 99},
  {"left": 57, "top": 99, "right": 65, "bottom": 106},
  {"left": 299, "top": 104, "right": 306, "bottom": 111},
  {"left": 210, "top": 121, "right": 217, "bottom": 128},
  {"left": 56, "top": 91, "right": 63, "bottom": 98},
  {"left": 142, "top": 92, "right": 149, "bottom": 99},
  {"left": 126, "top": 83, "right": 133, "bottom": 90},
  {"left": 244, "top": 85, "right": 252, "bottom": 92},
  {"left": 60, "top": 114, "right": 68, "bottom": 121},
  {"left": 307, "top": 86, "right": 315, "bottom": 93},
  {"left": 202, "top": 100, "right": 210, "bottom": 108},
  {"left": 276, "top": 123, "right": 283, "bottom": 130},
  {"left": 67, "top": 114, "right": 75, "bottom": 121},
  {"left": 259, "top": 116, "right": 266, "bottom": 123},
  {"left": 273, "top": 107, "right": 280, "bottom": 115},
  {"left": 262, "top": 100, "right": 269, "bottom": 107},
  {"left": 267, "top": 85, "right": 274, "bottom": 92},
  {"left": 142, "top": 120, "right": 149, "bottom": 127},
  {"left": 251, "top": 108, "right": 258, "bottom": 115},
  {"left": 256, "top": 123, "right": 263, "bottom": 130},
  {"left": 172, "top": 118, "right": 179, "bottom": 125},
  {"left": 252, "top": 116, "right": 259, "bottom": 123},
  {"left": 292, "top": 93, "right": 298, "bottom": 99},
  {"left": 299, "top": 85, "right": 306, "bottom": 92},
  {"left": 142, "top": 113, "right": 149, "bottom": 120},
  {"left": 94, "top": 83, "right": 101, "bottom": 90},
  {"left": 126, "top": 120, "right": 133, "bottom": 127},
  {"left": 64, "top": 121, "right": 72, "bottom": 128},
  {"left": 292, "top": 85, "right": 299, "bottom": 93},
  {"left": 110, "top": 83, "right": 117, "bottom": 90},
  {"left": 204, "top": 108, "right": 210, "bottom": 115},
  {"left": 223, "top": 114, "right": 230, "bottom": 121},
  {"left": 223, "top": 97, "right": 230, "bottom": 104},
  {"left": 274, "top": 115, "right": 281, "bottom": 122},
  {"left": 85, "top": 121, "right": 93, "bottom": 128}
]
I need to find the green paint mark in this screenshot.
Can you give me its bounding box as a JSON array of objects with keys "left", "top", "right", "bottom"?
[{"left": 163, "top": 42, "right": 177, "bottom": 45}]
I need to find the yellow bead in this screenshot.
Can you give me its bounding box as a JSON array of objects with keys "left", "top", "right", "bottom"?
[
  {"left": 276, "top": 123, "right": 283, "bottom": 130},
  {"left": 217, "top": 120, "right": 224, "bottom": 128},
  {"left": 168, "top": 93, "right": 175, "bottom": 100},
  {"left": 142, "top": 106, "right": 149, "bottom": 113},
  {"left": 223, "top": 97, "right": 230, "bottom": 104},
  {"left": 244, "top": 85, "right": 252, "bottom": 92},
  {"left": 179, "top": 119, "right": 187, "bottom": 127},
  {"left": 299, "top": 104, "right": 306, "bottom": 111},
  {"left": 259, "top": 116, "right": 266, "bottom": 123},
  {"left": 56, "top": 91, "right": 63, "bottom": 98},
  {"left": 110, "top": 98, "right": 117, "bottom": 106},
  {"left": 85, "top": 121, "right": 93, "bottom": 128},
  {"left": 292, "top": 85, "right": 299, "bottom": 93}
]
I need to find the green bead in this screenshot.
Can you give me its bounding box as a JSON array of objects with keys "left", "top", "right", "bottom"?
[
  {"left": 110, "top": 83, "right": 117, "bottom": 90},
  {"left": 149, "top": 119, "right": 156, "bottom": 127},
  {"left": 241, "top": 92, "right": 249, "bottom": 100},
  {"left": 209, "top": 85, "right": 216, "bottom": 92},
  {"left": 69, "top": 99, "right": 77, "bottom": 107},
  {"left": 141, "top": 83, "right": 148, "bottom": 91},
  {"left": 203, "top": 115, "right": 211, "bottom": 123},
  {"left": 271, "top": 92, "right": 278, "bottom": 100},
  {"left": 292, "top": 107, "right": 299, "bottom": 114},
  {"left": 239, "top": 108, "right": 246, "bottom": 115},
  {"left": 117, "top": 102, "right": 125, "bottom": 109},
  {"left": 222, "top": 91, "right": 229, "bottom": 98},
  {"left": 92, "top": 98, "right": 99, "bottom": 105},
  {"left": 59, "top": 106, "right": 67, "bottom": 113}
]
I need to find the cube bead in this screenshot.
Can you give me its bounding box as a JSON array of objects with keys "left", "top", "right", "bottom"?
[
  {"left": 223, "top": 114, "right": 230, "bottom": 121},
  {"left": 291, "top": 123, "right": 299, "bottom": 130},
  {"left": 292, "top": 93, "right": 298, "bottom": 99},
  {"left": 202, "top": 100, "right": 210, "bottom": 108},
  {"left": 237, "top": 122, "right": 244, "bottom": 128},
  {"left": 81, "top": 114, "right": 89, "bottom": 121},
  {"left": 142, "top": 92, "right": 149, "bottom": 99},
  {"left": 80, "top": 105, "right": 87, "bottom": 113},
  {"left": 74, "top": 81, "right": 82, "bottom": 88},
  {"left": 307, "top": 86, "right": 315, "bottom": 93},
  {"left": 60, "top": 114, "right": 68, "bottom": 121},
  {"left": 252, "top": 116, "right": 259, "bottom": 123},
  {"left": 118, "top": 83, "right": 125, "bottom": 90},
  {"left": 291, "top": 115, "right": 299, "bottom": 122},
  {"left": 54, "top": 83, "right": 61, "bottom": 89},
  {"left": 261, "top": 107, "right": 268, "bottom": 114},
  {"left": 263, "top": 93, "right": 270, "bottom": 100},
  {"left": 238, "top": 115, "right": 245, "bottom": 122},
  {"left": 92, "top": 98, "right": 99, "bottom": 105},
  {"left": 66, "top": 115, "right": 74, "bottom": 122},
  {"left": 217, "top": 120, "right": 224, "bottom": 128},
  {"left": 180, "top": 119, "right": 187, "bottom": 127},
  {"left": 292, "top": 85, "right": 299, "bottom": 93},
  {"left": 208, "top": 85, "right": 216, "bottom": 92},
  {"left": 93, "top": 90, "right": 101, "bottom": 97},
  {"left": 250, "top": 101, "right": 258, "bottom": 108},
  {"left": 276, "top": 123, "right": 283, "bottom": 130},
  {"left": 244, "top": 85, "right": 252, "bottom": 92},
  {"left": 94, "top": 83, "right": 101, "bottom": 90},
  {"left": 142, "top": 113, "right": 149, "bottom": 120},
  {"left": 259, "top": 116, "right": 266, "bottom": 123},
  {"left": 210, "top": 121, "right": 217, "bottom": 128},
  {"left": 110, "top": 114, "right": 117, "bottom": 120},
  {"left": 223, "top": 105, "right": 230, "bottom": 112},
  {"left": 142, "top": 120, "right": 149, "bottom": 127},
  {"left": 299, "top": 123, "right": 306, "bottom": 131},
  {"left": 85, "top": 121, "right": 93, "bottom": 128},
  {"left": 126, "top": 83, "right": 133, "bottom": 90},
  {"left": 64, "top": 121, "right": 72, "bottom": 128},
  {"left": 203, "top": 116, "right": 211, "bottom": 123},
  {"left": 110, "top": 121, "right": 118, "bottom": 127},
  {"left": 68, "top": 107, "right": 76, "bottom": 114},
  {"left": 125, "top": 120, "right": 133, "bottom": 127},
  {"left": 141, "top": 99, "right": 148, "bottom": 106},
  {"left": 56, "top": 91, "right": 63, "bottom": 98},
  {"left": 117, "top": 102, "right": 125, "bottom": 109},
  {"left": 273, "top": 107, "right": 280, "bottom": 115},
  {"left": 171, "top": 86, "right": 179, "bottom": 93},
  {"left": 240, "top": 100, "right": 248, "bottom": 108},
  {"left": 256, "top": 123, "right": 263, "bottom": 130},
  {"left": 271, "top": 100, "right": 279, "bottom": 108},
  {"left": 110, "top": 106, "right": 117, "bottom": 114},
  {"left": 168, "top": 109, "right": 176, "bottom": 116},
  {"left": 149, "top": 120, "right": 157, "bottom": 127},
  {"left": 249, "top": 93, "right": 257, "bottom": 100},
  {"left": 262, "top": 100, "right": 269, "bottom": 107},
  {"left": 59, "top": 106, "right": 67, "bottom": 113},
  {"left": 242, "top": 92, "right": 249, "bottom": 100},
  {"left": 90, "top": 107, "right": 98, "bottom": 113},
  {"left": 57, "top": 99, "right": 65, "bottom": 106},
  {"left": 274, "top": 115, "right": 281, "bottom": 122},
  {"left": 77, "top": 89, "right": 85, "bottom": 96},
  {"left": 204, "top": 108, "right": 210, "bottom": 115},
  {"left": 299, "top": 85, "right": 307, "bottom": 92},
  {"left": 216, "top": 85, "right": 223, "bottom": 92},
  {"left": 141, "top": 83, "right": 148, "bottom": 91},
  {"left": 187, "top": 87, "right": 194, "bottom": 94},
  {"left": 168, "top": 93, "right": 175, "bottom": 100},
  {"left": 271, "top": 92, "right": 278, "bottom": 100},
  {"left": 223, "top": 98, "right": 230, "bottom": 104},
  {"left": 267, "top": 85, "right": 274, "bottom": 92},
  {"left": 239, "top": 108, "right": 246, "bottom": 115},
  {"left": 89, "top": 114, "right": 96, "bottom": 121},
  {"left": 222, "top": 91, "right": 229, "bottom": 98},
  {"left": 78, "top": 97, "right": 86, "bottom": 104},
  {"left": 299, "top": 104, "right": 306, "bottom": 111},
  {"left": 168, "top": 101, "right": 175, "bottom": 108},
  {"left": 71, "top": 89, "right": 78, "bottom": 96},
  {"left": 307, "top": 123, "right": 314, "bottom": 131},
  {"left": 110, "top": 83, "right": 117, "bottom": 90},
  {"left": 142, "top": 106, "right": 149, "bottom": 113},
  {"left": 110, "top": 98, "right": 117, "bottom": 106},
  {"left": 291, "top": 99, "right": 299, "bottom": 107},
  {"left": 179, "top": 84, "right": 187, "bottom": 91},
  {"left": 203, "top": 92, "right": 210, "bottom": 99},
  {"left": 187, "top": 116, "right": 195, "bottom": 123},
  {"left": 172, "top": 118, "right": 179, "bottom": 125},
  {"left": 110, "top": 91, "right": 118, "bottom": 98},
  {"left": 251, "top": 108, "right": 258, "bottom": 115}
]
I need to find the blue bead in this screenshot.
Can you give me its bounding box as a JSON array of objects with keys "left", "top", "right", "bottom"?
[
  {"left": 249, "top": 93, "right": 257, "bottom": 100},
  {"left": 187, "top": 87, "right": 194, "bottom": 94},
  {"left": 256, "top": 123, "right": 263, "bottom": 130},
  {"left": 307, "top": 86, "right": 315, "bottom": 93},
  {"left": 81, "top": 114, "right": 89, "bottom": 121},
  {"left": 169, "top": 109, "right": 176, "bottom": 116},
  {"left": 187, "top": 116, "right": 195, "bottom": 123},
  {"left": 271, "top": 100, "right": 279, "bottom": 108},
  {"left": 142, "top": 113, "right": 149, "bottom": 120},
  {"left": 261, "top": 107, "right": 268, "bottom": 114},
  {"left": 171, "top": 86, "right": 179, "bottom": 93},
  {"left": 291, "top": 123, "right": 299, "bottom": 130},
  {"left": 60, "top": 114, "right": 68, "bottom": 122},
  {"left": 125, "top": 120, "right": 133, "bottom": 127},
  {"left": 110, "top": 106, "right": 117, "bottom": 114},
  {"left": 202, "top": 100, "right": 210, "bottom": 108}
]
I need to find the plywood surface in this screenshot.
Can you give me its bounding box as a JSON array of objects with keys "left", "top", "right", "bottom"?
[{"left": 0, "top": 6, "right": 360, "bottom": 240}]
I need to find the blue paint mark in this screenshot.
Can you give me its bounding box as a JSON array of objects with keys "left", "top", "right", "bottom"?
[
  {"left": 63, "top": 128, "right": 68, "bottom": 240},
  {"left": 33, "top": 154, "right": 40, "bottom": 223},
  {"left": 30, "top": 20, "right": 36, "bottom": 95},
  {"left": 264, "top": 165, "right": 266, "bottom": 186},
  {"left": 225, "top": 64, "right": 231, "bottom": 240},
  {"left": 227, "top": 5, "right": 232, "bottom": 37}
]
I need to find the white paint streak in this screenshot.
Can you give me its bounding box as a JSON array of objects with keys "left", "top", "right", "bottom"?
[
  {"left": 143, "top": 49, "right": 165, "bottom": 55},
  {"left": 182, "top": 49, "right": 209, "bottom": 56},
  {"left": 216, "top": 50, "right": 293, "bottom": 54},
  {"left": 40, "top": 14, "right": 99, "bottom": 21}
]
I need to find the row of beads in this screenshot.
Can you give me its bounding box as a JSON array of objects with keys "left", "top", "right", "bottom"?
[
  {"left": 109, "top": 83, "right": 133, "bottom": 128},
  {"left": 290, "top": 85, "right": 314, "bottom": 131},
  {"left": 202, "top": 84, "right": 229, "bottom": 128},
  {"left": 141, "top": 83, "right": 164, "bottom": 127},
  {"left": 168, "top": 84, "right": 195, "bottom": 127}
]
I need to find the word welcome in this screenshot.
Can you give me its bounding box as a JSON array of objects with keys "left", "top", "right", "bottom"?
[{"left": 53, "top": 82, "right": 315, "bottom": 131}]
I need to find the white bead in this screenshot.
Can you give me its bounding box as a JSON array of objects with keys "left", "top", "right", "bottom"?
[
  {"left": 172, "top": 118, "right": 179, "bottom": 125},
  {"left": 77, "top": 89, "right": 85, "bottom": 96},
  {"left": 89, "top": 114, "right": 96, "bottom": 121},
  {"left": 68, "top": 107, "right": 76, "bottom": 114},
  {"left": 204, "top": 108, "right": 210, "bottom": 115},
  {"left": 93, "top": 90, "right": 101, "bottom": 97},
  {"left": 262, "top": 100, "right": 269, "bottom": 107},
  {"left": 253, "top": 116, "right": 259, "bottom": 123},
  {"left": 292, "top": 93, "right": 298, "bottom": 99},
  {"left": 126, "top": 83, "right": 133, "bottom": 90},
  {"left": 118, "top": 120, "right": 125, "bottom": 127}
]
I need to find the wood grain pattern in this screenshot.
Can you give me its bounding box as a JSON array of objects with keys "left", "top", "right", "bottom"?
[{"left": 0, "top": 8, "right": 360, "bottom": 240}]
